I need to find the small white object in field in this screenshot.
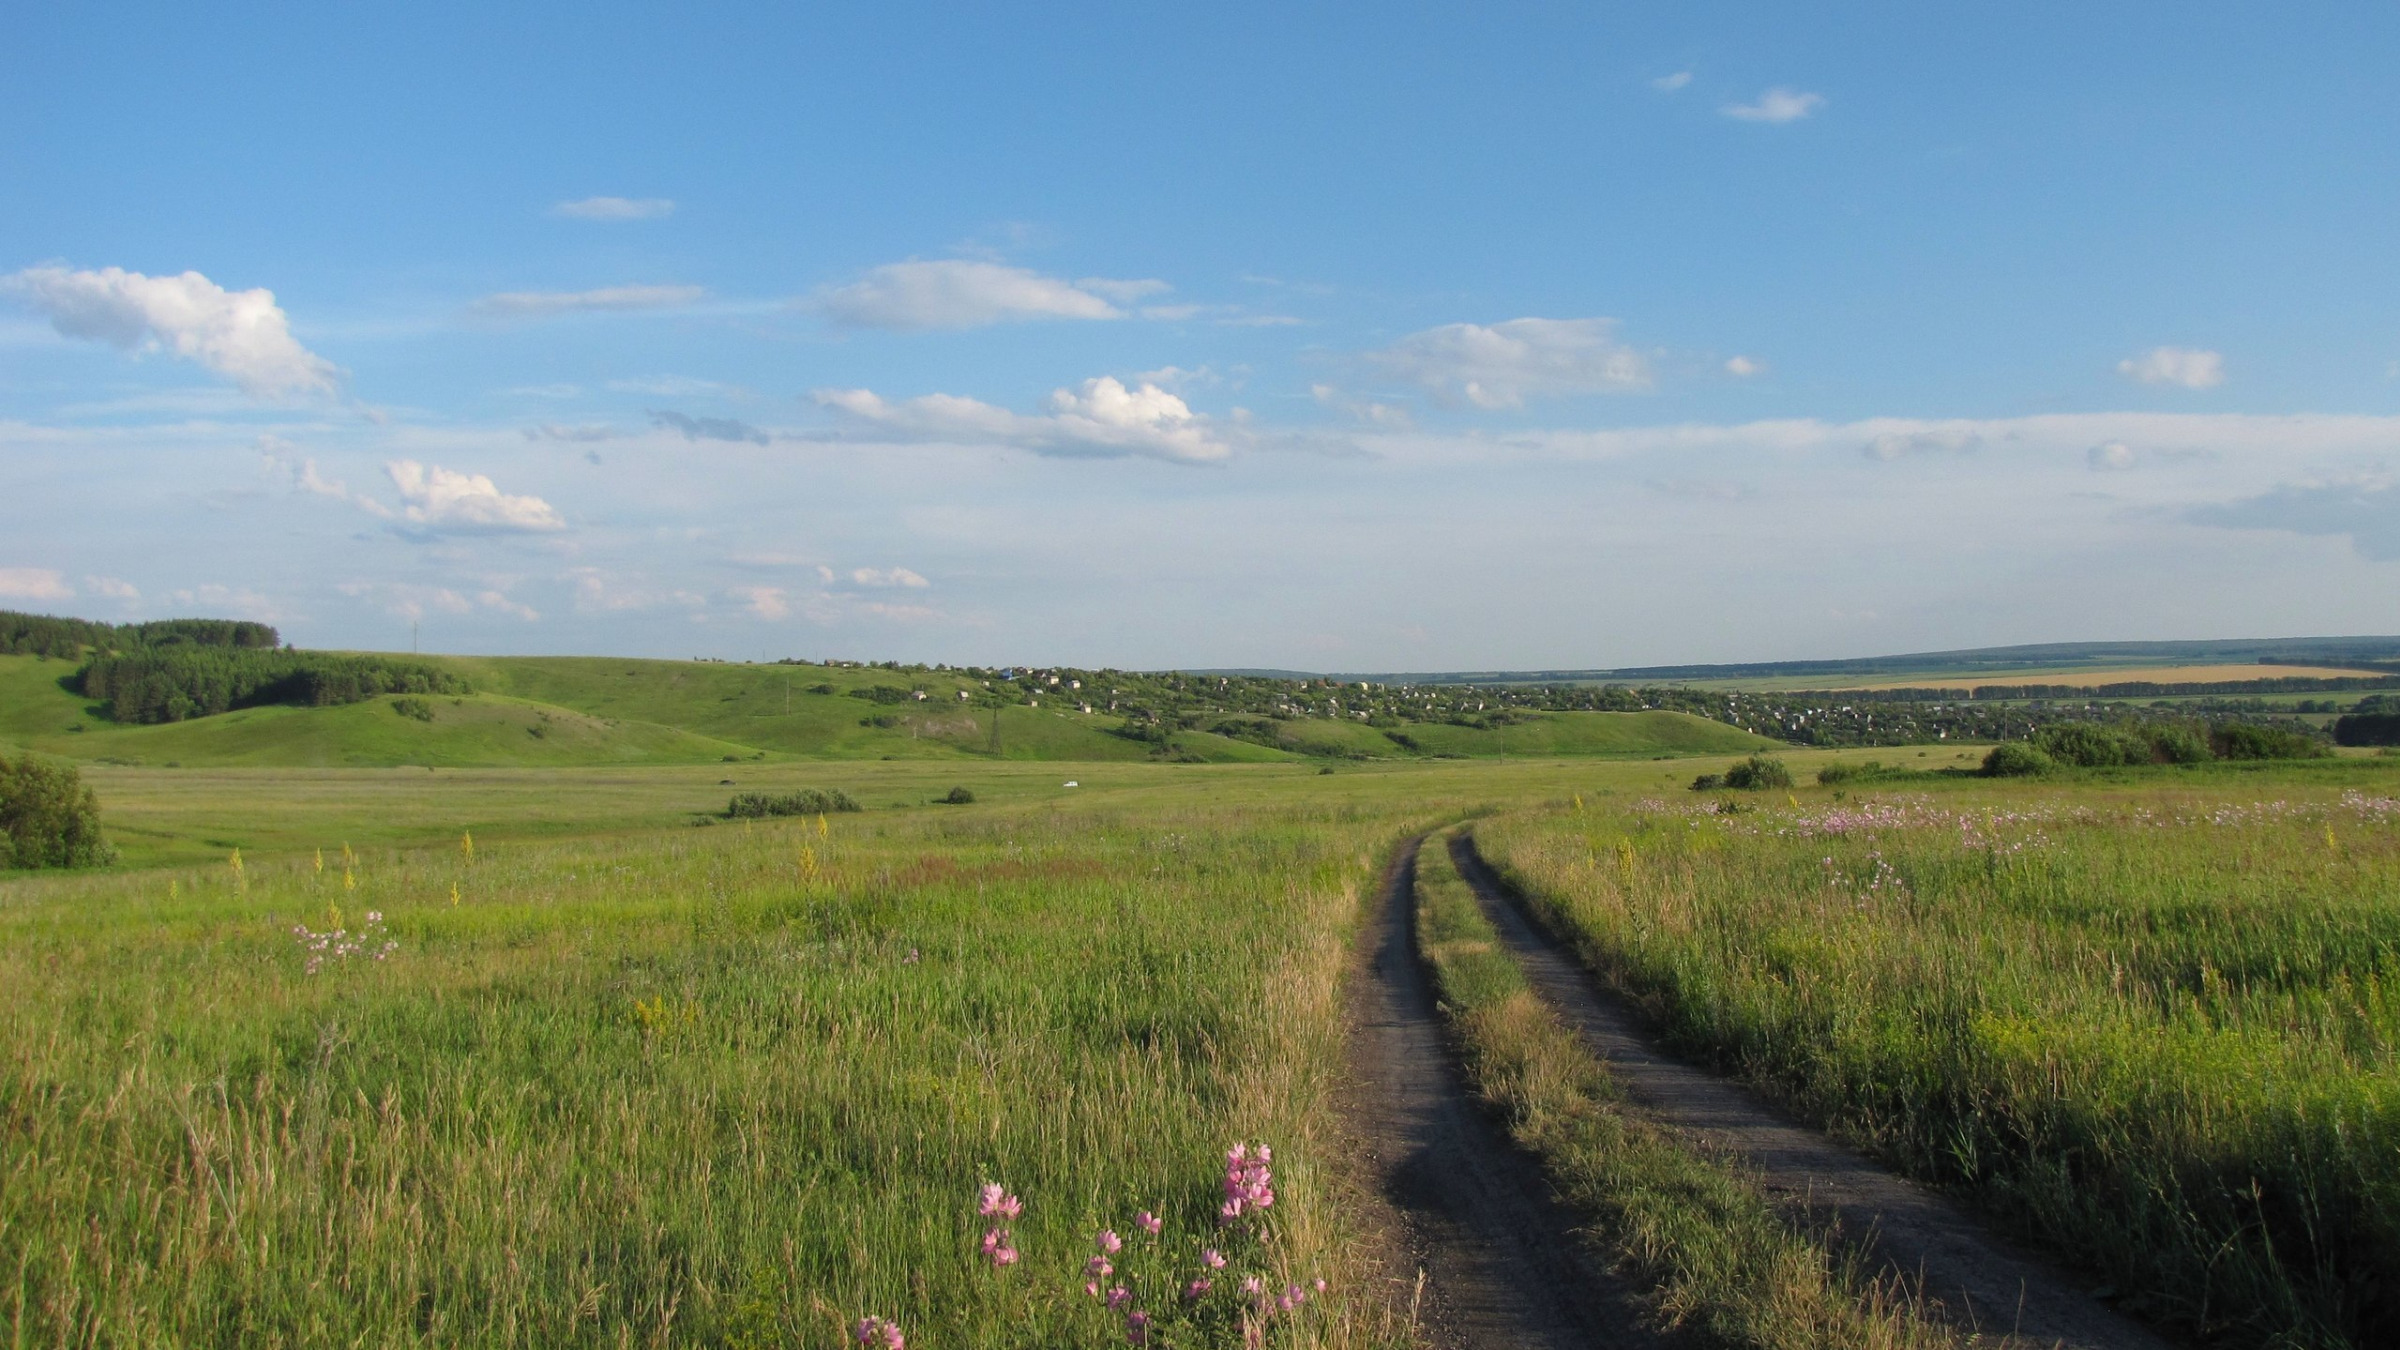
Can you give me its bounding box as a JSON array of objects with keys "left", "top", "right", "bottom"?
[{"left": 1064, "top": 781, "right": 1079, "bottom": 788}]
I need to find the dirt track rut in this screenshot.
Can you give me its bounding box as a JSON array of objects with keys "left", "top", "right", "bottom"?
[
  {"left": 1339, "top": 836, "right": 1666, "bottom": 1350},
  {"left": 1445, "top": 830, "right": 2180, "bottom": 1350}
]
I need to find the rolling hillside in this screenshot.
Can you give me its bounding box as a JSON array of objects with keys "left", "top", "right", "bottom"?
[{"left": 0, "top": 651, "right": 1777, "bottom": 768}]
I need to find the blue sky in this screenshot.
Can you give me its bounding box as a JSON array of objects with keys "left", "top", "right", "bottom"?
[{"left": 5, "top": 3, "right": 2398, "bottom": 669}]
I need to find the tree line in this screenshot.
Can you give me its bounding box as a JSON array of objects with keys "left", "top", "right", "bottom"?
[
  {"left": 0, "top": 608, "right": 280, "bottom": 660},
  {"left": 75, "top": 648, "right": 471, "bottom": 724}
]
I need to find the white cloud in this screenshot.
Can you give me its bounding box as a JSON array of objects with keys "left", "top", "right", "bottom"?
[
  {"left": 1369, "top": 317, "right": 1651, "bottom": 408},
  {"left": 1312, "top": 383, "right": 1414, "bottom": 429},
  {"left": 851, "top": 567, "right": 930, "bottom": 588},
  {"left": 1721, "top": 87, "right": 1825, "bottom": 123},
  {"left": 815, "top": 260, "right": 1158, "bottom": 330},
  {"left": 1077, "top": 277, "right": 1174, "bottom": 305},
  {"left": 524, "top": 423, "right": 618, "bottom": 443},
  {"left": 815, "top": 376, "right": 1232, "bottom": 462},
  {"left": 2118, "top": 346, "right": 2225, "bottom": 390},
  {"left": 385, "top": 461, "right": 566, "bottom": 533},
  {"left": 735, "top": 585, "right": 794, "bottom": 620},
  {"left": 1864, "top": 428, "right": 1981, "bottom": 461},
  {"left": 1652, "top": 71, "right": 1693, "bottom": 92},
  {"left": 2088, "top": 440, "right": 2138, "bottom": 471},
  {"left": 85, "top": 575, "right": 139, "bottom": 600},
  {"left": 1135, "top": 364, "right": 1220, "bottom": 392},
  {"left": 550, "top": 196, "right": 675, "bottom": 221},
  {"left": 477, "top": 589, "right": 541, "bottom": 621},
  {"left": 3, "top": 265, "right": 339, "bottom": 399},
  {"left": 607, "top": 375, "right": 734, "bottom": 397},
  {"left": 1724, "top": 355, "right": 1764, "bottom": 378},
  {"left": 472, "top": 285, "right": 705, "bottom": 318},
  {"left": 0, "top": 567, "right": 72, "bottom": 600}
]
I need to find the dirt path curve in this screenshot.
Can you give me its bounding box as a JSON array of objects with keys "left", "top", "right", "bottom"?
[
  {"left": 1447, "top": 831, "right": 2182, "bottom": 1350},
  {"left": 1337, "top": 836, "right": 1669, "bottom": 1350}
]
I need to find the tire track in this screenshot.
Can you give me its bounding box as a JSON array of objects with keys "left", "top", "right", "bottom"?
[
  {"left": 1337, "top": 836, "right": 1667, "bottom": 1350},
  {"left": 1447, "top": 831, "right": 2181, "bottom": 1350}
]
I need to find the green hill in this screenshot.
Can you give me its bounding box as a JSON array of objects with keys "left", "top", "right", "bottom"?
[{"left": 1, "top": 651, "right": 1782, "bottom": 768}]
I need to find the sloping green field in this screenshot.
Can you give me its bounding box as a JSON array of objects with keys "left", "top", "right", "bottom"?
[{"left": 1, "top": 652, "right": 1783, "bottom": 768}]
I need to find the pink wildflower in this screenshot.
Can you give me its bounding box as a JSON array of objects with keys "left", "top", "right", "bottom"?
[
  {"left": 1314, "top": 1278, "right": 1328, "bottom": 1294},
  {"left": 1184, "top": 1279, "right": 1213, "bottom": 1300},
  {"left": 1086, "top": 1281, "right": 1102, "bottom": 1299},
  {"left": 1087, "top": 1255, "right": 1114, "bottom": 1279},
  {"left": 1097, "top": 1229, "right": 1123, "bottom": 1254},
  {"left": 853, "top": 1316, "right": 904, "bottom": 1349},
  {"left": 1240, "top": 1276, "right": 1265, "bottom": 1298},
  {"left": 977, "top": 1184, "right": 1022, "bottom": 1220},
  {"left": 1125, "top": 1310, "right": 1153, "bottom": 1344},
  {"left": 980, "top": 1228, "right": 1018, "bottom": 1267},
  {"left": 1106, "top": 1285, "right": 1132, "bottom": 1310},
  {"left": 1221, "top": 1142, "right": 1275, "bottom": 1222},
  {"left": 1135, "top": 1210, "right": 1163, "bottom": 1235},
  {"left": 1201, "top": 1248, "right": 1226, "bottom": 1269}
]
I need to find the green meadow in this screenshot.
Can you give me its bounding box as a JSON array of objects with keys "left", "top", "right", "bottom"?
[
  {"left": 1478, "top": 763, "right": 2400, "bottom": 1349},
  {"left": 8, "top": 633, "right": 2399, "bottom": 1350}
]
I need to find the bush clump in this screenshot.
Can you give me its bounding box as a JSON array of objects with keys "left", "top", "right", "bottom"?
[
  {"left": 939, "top": 785, "right": 976, "bottom": 804},
  {"left": 77, "top": 648, "right": 469, "bottom": 724},
  {"left": 727, "top": 788, "right": 862, "bottom": 818},
  {"left": 0, "top": 754, "right": 113, "bottom": 868},
  {"left": 2210, "top": 722, "right": 2332, "bottom": 761},
  {"left": 1690, "top": 755, "right": 1791, "bottom": 792},
  {"left": 1981, "top": 742, "right": 2056, "bottom": 777}
]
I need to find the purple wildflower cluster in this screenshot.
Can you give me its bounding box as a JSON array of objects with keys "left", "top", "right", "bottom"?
[
  {"left": 289, "top": 910, "right": 397, "bottom": 975},
  {"left": 922, "top": 1142, "right": 1320, "bottom": 1347},
  {"left": 852, "top": 1315, "right": 904, "bottom": 1348},
  {"left": 1218, "top": 1143, "right": 1274, "bottom": 1225}
]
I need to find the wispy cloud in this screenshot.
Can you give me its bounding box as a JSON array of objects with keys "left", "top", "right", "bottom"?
[
  {"left": 550, "top": 196, "right": 676, "bottom": 220},
  {"left": 1721, "top": 87, "right": 1824, "bottom": 123},
  {"left": 0, "top": 567, "right": 73, "bottom": 601},
  {"left": 1368, "top": 317, "right": 1651, "bottom": 409},
  {"left": 2118, "top": 346, "right": 2225, "bottom": 390},
  {"left": 3, "top": 265, "right": 340, "bottom": 399},
  {"left": 2189, "top": 475, "right": 2400, "bottom": 559},
  {"left": 1651, "top": 71, "right": 1693, "bottom": 92},
  {"left": 649, "top": 409, "right": 770, "bottom": 445},
  {"left": 471, "top": 285, "right": 706, "bottom": 318},
  {"left": 815, "top": 376, "right": 1232, "bottom": 462},
  {"left": 814, "top": 260, "right": 1162, "bottom": 330}
]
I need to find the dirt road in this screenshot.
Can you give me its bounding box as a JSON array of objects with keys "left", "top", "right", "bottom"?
[
  {"left": 1445, "top": 831, "right": 2180, "bottom": 1350},
  {"left": 1337, "top": 836, "right": 1668, "bottom": 1349}
]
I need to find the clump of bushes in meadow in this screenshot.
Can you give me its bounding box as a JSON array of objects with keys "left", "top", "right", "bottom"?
[
  {"left": 0, "top": 753, "right": 112, "bottom": 868},
  {"left": 2334, "top": 695, "right": 2400, "bottom": 747},
  {"left": 1982, "top": 720, "right": 2327, "bottom": 776},
  {"left": 1689, "top": 755, "right": 1791, "bottom": 792},
  {"left": 727, "top": 788, "right": 861, "bottom": 818},
  {"left": 76, "top": 647, "right": 469, "bottom": 724},
  {"left": 939, "top": 785, "right": 975, "bottom": 804}
]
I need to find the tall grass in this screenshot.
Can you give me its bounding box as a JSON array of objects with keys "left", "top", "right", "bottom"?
[
  {"left": 1479, "top": 779, "right": 2400, "bottom": 1349},
  {"left": 1413, "top": 836, "right": 1945, "bottom": 1350},
  {"left": 0, "top": 800, "right": 1421, "bottom": 1347}
]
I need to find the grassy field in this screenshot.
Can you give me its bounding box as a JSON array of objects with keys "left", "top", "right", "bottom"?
[
  {"left": 0, "top": 772, "right": 1498, "bottom": 1348},
  {"left": 1476, "top": 761, "right": 2400, "bottom": 1349}
]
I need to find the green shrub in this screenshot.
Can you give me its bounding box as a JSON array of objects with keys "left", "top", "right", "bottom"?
[
  {"left": 940, "top": 785, "right": 975, "bottom": 805},
  {"left": 727, "top": 789, "right": 862, "bottom": 818},
  {"left": 391, "top": 696, "right": 434, "bottom": 722},
  {"left": 1721, "top": 755, "right": 1792, "bottom": 790},
  {"left": 1982, "top": 742, "right": 2055, "bottom": 777},
  {"left": 1688, "top": 772, "right": 1726, "bottom": 792},
  {"left": 2142, "top": 724, "right": 2214, "bottom": 764},
  {"left": 2210, "top": 722, "right": 2331, "bottom": 761},
  {"left": 2334, "top": 712, "right": 2400, "bottom": 747},
  {"left": 2035, "top": 723, "right": 2150, "bottom": 767},
  {"left": 0, "top": 754, "right": 113, "bottom": 868}
]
